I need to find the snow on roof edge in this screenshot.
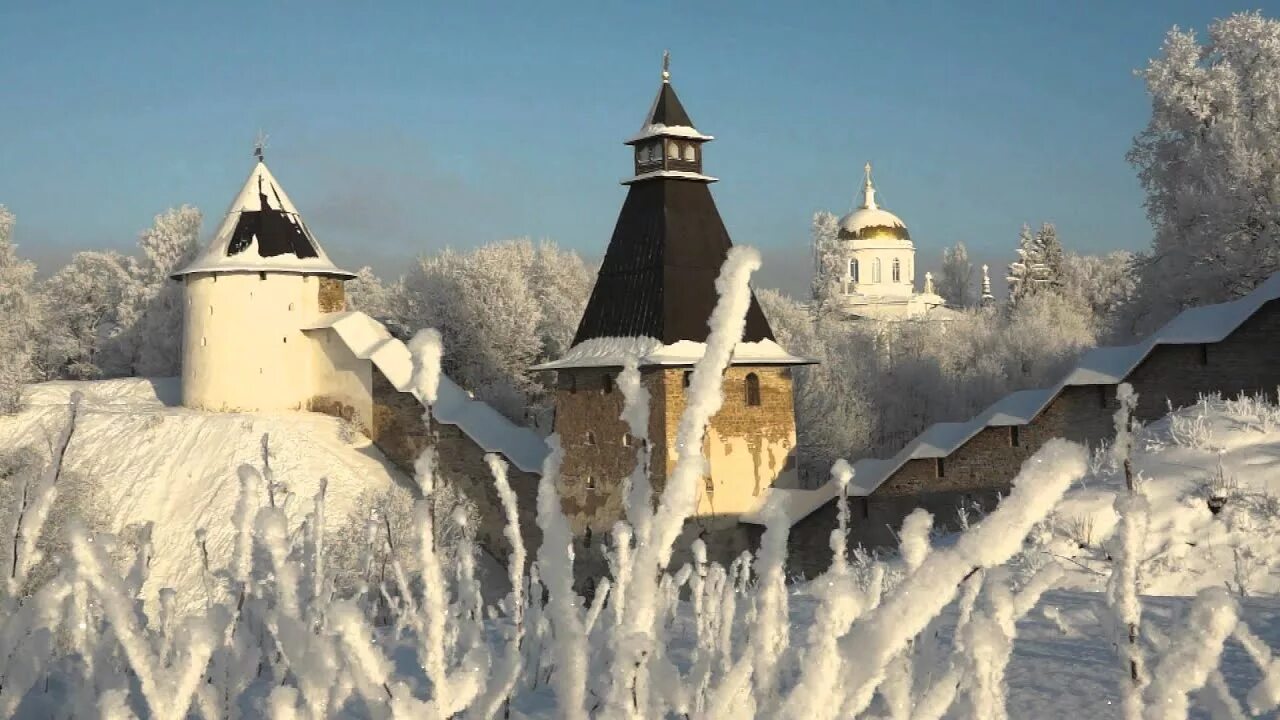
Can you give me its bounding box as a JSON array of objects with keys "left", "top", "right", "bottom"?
[
  {"left": 532, "top": 336, "right": 815, "bottom": 370},
  {"left": 305, "top": 312, "right": 550, "bottom": 474},
  {"left": 748, "top": 272, "right": 1280, "bottom": 527}
]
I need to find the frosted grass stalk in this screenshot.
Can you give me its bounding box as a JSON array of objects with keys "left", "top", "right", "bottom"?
[
  {"left": 828, "top": 460, "right": 854, "bottom": 574},
  {"left": 831, "top": 440, "right": 1086, "bottom": 716},
  {"left": 617, "top": 357, "right": 654, "bottom": 541},
  {"left": 1141, "top": 587, "right": 1238, "bottom": 720},
  {"left": 648, "top": 246, "right": 762, "bottom": 569},
  {"left": 609, "top": 247, "right": 762, "bottom": 714},
  {"left": 532, "top": 437, "right": 588, "bottom": 720},
  {"left": 1234, "top": 622, "right": 1280, "bottom": 713},
  {"left": 1108, "top": 382, "right": 1147, "bottom": 720},
  {"left": 750, "top": 500, "right": 790, "bottom": 705}
]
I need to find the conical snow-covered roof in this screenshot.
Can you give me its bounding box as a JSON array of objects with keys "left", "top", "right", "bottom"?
[{"left": 173, "top": 159, "right": 354, "bottom": 278}]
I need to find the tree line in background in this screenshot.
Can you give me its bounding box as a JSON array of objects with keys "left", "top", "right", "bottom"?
[{"left": 2, "top": 11, "right": 1279, "bottom": 482}]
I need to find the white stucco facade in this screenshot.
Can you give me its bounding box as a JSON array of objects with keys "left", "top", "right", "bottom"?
[
  {"left": 831, "top": 164, "right": 945, "bottom": 321},
  {"left": 181, "top": 272, "right": 330, "bottom": 412}
]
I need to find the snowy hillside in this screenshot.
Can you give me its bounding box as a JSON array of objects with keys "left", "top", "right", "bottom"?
[
  {"left": 0, "top": 378, "right": 410, "bottom": 615},
  {"left": 1046, "top": 393, "right": 1280, "bottom": 596}
]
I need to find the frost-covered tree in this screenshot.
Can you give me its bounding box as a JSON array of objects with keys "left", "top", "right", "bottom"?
[
  {"left": 34, "top": 251, "right": 137, "bottom": 380},
  {"left": 937, "top": 241, "right": 975, "bottom": 308},
  {"left": 1129, "top": 12, "right": 1280, "bottom": 331},
  {"left": 809, "top": 211, "right": 843, "bottom": 316},
  {"left": 1061, "top": 251, "right": 1137, "bottom": 339},
  {"left": 1007, "top": 223, "right": 1063, "bottom": 305},
  {"left": 0, "top": 207, "right": 38, "bottom": 413},
  {"left": 31, "top": 207, "right": 200, "bottom": 380},
  {"left": 131, "top": 206, "right": 202, "bottom": 377},
  {"left": 398, "top": 239, "right": 591, "bottom": 420},
  {"left": 345, "top": 266, "right": 401, "bottom": 325}
]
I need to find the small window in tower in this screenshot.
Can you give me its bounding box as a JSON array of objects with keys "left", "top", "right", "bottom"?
[
  {"left": 209, "top": 306, "right": 214, "bottom": 316},
  {"left": 1098, "top": 385, "right": 1109, "bottom": 409},
  {"left": 585, "top": 431, "right": 596, "bottom": 446},
  {"left": 849, "top": 258, "right": 859, "bottom": 282},
  {"left": 283, "top": 336, "right": 288, "bottom": 344},
  {"left": 745, "top": 373, "right": 761, "bottom": 406},
  {"left": 585, "top": 476, "right": 596, "bottom": 491},
  {"left": 935, "top": 457, "right": 946, "bottom": 478},
  {"left": 683, "top": 144, "right": 696, "bottom": 161},
  {"left": 288, "top": 303, "right": 294, "bottom": 311},
  {"left": 602, "top": 373, "right": 614, "bottom": 394},
  {"left": 1199, "top": 344, "right": 1210, "bottom": 366},
  {"left": 259, "top": 272, "right": 267, "bottom": 281},
  {"left": 652, "top": 142, "right": 663, "bottom": 160},
  {"left": 668, "top": 140, "right": 680, "bottom": 159},
  {"left": 1010, "top": 426, "right": 1020, "bottom": 447},
  {"left": 892, "top": 258, "right": 901, "bottom": 283},
  {"left": 872, "top": 258, "right": 882, "bottom": 283},
  {"left": 683, "top": 370, "right": 693, "bottom": 389},
  {"left": 201, "top": 337, "right": 207, "bottom": 347},
  {"left": 639, "top": 145, "right": 651, "bottom": 163},
  {"left": 622, "top": 433, "right": 633, "bottom": 447},
  {"left": 568, "top": 375, "right": 578, "bottom": 394}
]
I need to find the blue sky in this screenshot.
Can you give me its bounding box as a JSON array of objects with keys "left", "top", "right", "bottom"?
[{"left": 0, "top": 1, "right": 1271, "bottom": 294}]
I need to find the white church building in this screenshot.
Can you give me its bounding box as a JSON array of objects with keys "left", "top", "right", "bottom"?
[{"left": 828, "top": 163, "right": 947, "bottom": 321}]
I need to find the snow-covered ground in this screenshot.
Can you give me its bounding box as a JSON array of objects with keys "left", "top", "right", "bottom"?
[
  {"left": 3, "top": 379, "right": 1280, "bottom": 717},
  {"left": 1046, "top": 393, "right": 1280, "bottom": 597},
  {"left": 0, "top": 377, "right": 410, "bottom": 615}
]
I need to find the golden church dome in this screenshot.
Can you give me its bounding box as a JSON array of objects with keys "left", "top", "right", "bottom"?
[{"left": 836, "top": 163, "right": 911, "bottom": 242}]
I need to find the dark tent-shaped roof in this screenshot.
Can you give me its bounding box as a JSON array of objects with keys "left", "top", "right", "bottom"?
[{"left": 572, "top": 168, "right": 775, "bottom": 346}]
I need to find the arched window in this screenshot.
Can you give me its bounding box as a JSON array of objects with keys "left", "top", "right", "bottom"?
[
  {"left": 568, "top": 374, "right": 578, "bottom": 394},
  {"left": 668, "top": 140, "right": 680, "bottom": 159},
  {"left": 640, "top": 145, "right": 651, "bottom": 163},
  {"left": 745, "top": 373, "right": 761, "bottom": 407},
  {"left": 849, "top": 258, "right": 859, "bottom": 282},
  {"left": 683, "top": 370, "right": 693, "bottom": 389},
  {"left": 683, "top": 144, "right": 696, "bottom": 161},
  {"left": 652, "top": 142, "right": 663, "bottom": 159},
  {"left": 872, "top": 258, "right": 882, "bottom": 283},
  {"left": 585, "top": 431, "right": 596, "bottom": 446},
  {"left": 892, "top": 258, "right": 901, "bottom": 283}
]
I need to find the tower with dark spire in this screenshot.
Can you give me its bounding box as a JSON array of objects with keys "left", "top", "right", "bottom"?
[{"left": 537, "top": 56, "right": 810, "bottom": 540}]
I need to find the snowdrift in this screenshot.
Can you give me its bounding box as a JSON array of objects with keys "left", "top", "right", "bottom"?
[{"left": 0, "top": 378, "right": 409, "bottom": 615}]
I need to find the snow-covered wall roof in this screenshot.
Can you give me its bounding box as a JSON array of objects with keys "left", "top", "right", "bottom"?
[
  {"left": 532, "top": 336, "right": 814, "bottom": 371},
  {"left": 305, "top": 311, "right": 549, "bottom": 474},
  {"left": 751, "top": 272, "right": 1280, "bottom": 526},
  {"left": 175, "top": 161, "right": 354, "bottom": 279}
]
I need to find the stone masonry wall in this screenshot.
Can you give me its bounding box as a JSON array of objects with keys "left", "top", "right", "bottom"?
[
  {"left": 553, "top": 365, "right": 797, "bottom": 569},
  {"left": 787, "top": 298, "right": 1280, "bottom": 577},
  {"left": 318, "top": 277, "right": 346, "bottom": 313},
  {"left": 370, "top": 371, "right": 542, "bottom": 563}
]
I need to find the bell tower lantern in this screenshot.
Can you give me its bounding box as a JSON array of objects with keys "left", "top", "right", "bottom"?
[{"left": 626, "top": 51, "right": 715, "bottom": 181}]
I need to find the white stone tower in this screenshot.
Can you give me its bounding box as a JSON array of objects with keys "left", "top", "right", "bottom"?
[{"left": 172, "top": 149, "right": 355, "bottom": 413}]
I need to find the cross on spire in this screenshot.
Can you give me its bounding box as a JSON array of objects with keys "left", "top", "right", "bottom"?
[
  {"left": 253, "top": 130, "right": 269, "bottom": 163},
  {"left": 662, "top": 50, "right": 671, "bottom": 83},
  {"left": 861, "top": 161, "right": 878, "bottom": 210}
]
